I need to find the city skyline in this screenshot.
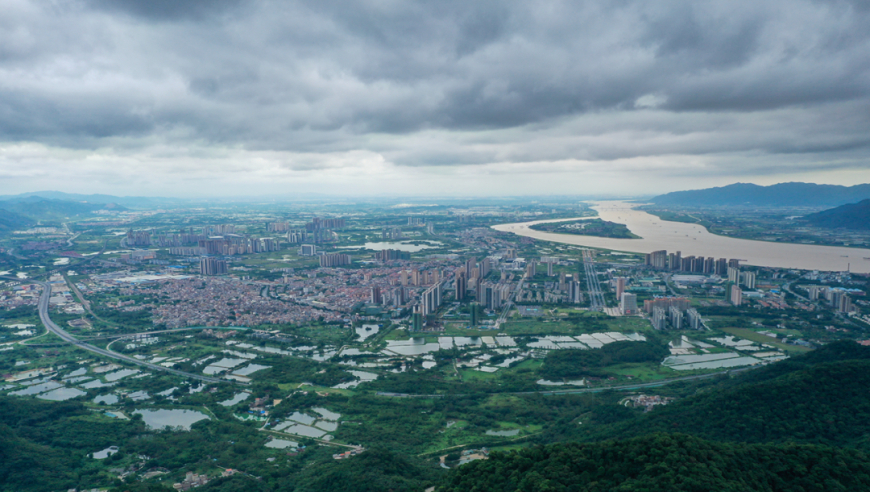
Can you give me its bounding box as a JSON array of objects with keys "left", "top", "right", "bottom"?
[{"left": 1, "top": 1, "right": 868, "bottom": 197}]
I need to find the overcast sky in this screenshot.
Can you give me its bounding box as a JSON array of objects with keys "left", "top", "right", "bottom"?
[{"left": 1, "top": 0, "right": 869, "bottom": 198}]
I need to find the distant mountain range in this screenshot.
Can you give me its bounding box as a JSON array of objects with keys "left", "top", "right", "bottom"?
[
  {"left": 0, "top": 208, "right": 35, "bottom": 232},
  {"left": 0, "top": 191, "right": 180, "bottom": 209},
  {"left": 650, "top": 182, "right": 870, "bottom": 207},
  {"left": 803, "top": 199, "right": 870, "bottom": 230},
  {"left": 0, "top": 198, "right": 128, "bottom": 232}
]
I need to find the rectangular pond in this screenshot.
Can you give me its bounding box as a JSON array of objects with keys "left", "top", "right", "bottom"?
[{"left": 134, "top": 409, "right": 210, "bottom": 431}]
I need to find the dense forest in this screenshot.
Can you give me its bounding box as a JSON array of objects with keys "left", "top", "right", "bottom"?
[
  {"left": 803, "top": 199, "right": 870, "bottom": 230},
  {"left": 567, "top": 341, "right": 870, "bottom": 449},
  {"left": 438, "top": 433, "right": 870, "bottom": 491},
  {"left": 6, "top": 342, "right": 870, "bottom": 491}
]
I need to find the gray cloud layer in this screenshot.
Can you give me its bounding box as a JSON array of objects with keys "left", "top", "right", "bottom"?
[{"left": 0, "top": 0, "right": 868, "bottom": 194}]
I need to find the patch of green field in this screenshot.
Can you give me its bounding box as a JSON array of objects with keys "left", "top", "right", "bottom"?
[
  {"left": 606, "top": 363, "right": 677, "bottom": 382},
  {"left": 500, "top": 319, "right": 578, "bottom": 335},
  {"left": 460, "top": 369, "right": 497, "bottom": 381}
]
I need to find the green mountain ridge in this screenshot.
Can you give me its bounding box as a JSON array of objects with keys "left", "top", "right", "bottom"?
[
  {"left": 0, "top": 198, "right": 127, "bottom": 228},
  {"left": 650, "top": 182, "right": 870, "bottom": 207},
  {"left": 803, "top": 199, "right": 870, "bottom": 230},
  {"left": 572, "top": 341, "right": 870, "bottom": 449},
  {"left": 438, "top": 433, "right": 870, "bottom": 492},
  {"left": 5, "top": 342, "right": 870, "bottom": 491},
  {"left": 0, "top": 208, "right": 36, "bottom": 232}
]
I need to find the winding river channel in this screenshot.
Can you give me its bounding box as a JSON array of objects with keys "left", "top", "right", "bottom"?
[{"left": 492, "top": 201, "right": 870, "bottom": 274}]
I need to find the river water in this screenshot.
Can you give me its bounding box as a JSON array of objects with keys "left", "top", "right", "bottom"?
[{"left": 492, "top": 201, "right": 870, "bottom": 273}]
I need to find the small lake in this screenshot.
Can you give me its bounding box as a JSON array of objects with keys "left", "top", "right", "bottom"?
[
  {"left": 384, "top": 340, "right": 441, "bottom": 356},
  {"left": 668, "top": 356, "right": 761, "bottom": 371},
  {"left": 92, "top": 446, "right": 119, "bottom": 459},
  {"left": 82, "top": 379, "right": 116, "bottom": 389},
  {"left": 232, "top": 364, "right": 270, "bottom": 376},
  {"left": 265, "top": 439, "right": 298, "bottom": 449},
  {"left": 134, "top": 409, "right": 210, "bottom": 431},
  {"left": 65, "top": 377, "right": 92, "bottom": 384},
  {"left": 453, "top": 337, "right": 483, "bottom": 348},
  {"left": 339, "top": 241, "right": 443, "bottom": 252},
  {"left": 286, "top": 412, "right": 317, "bottom": 425},
  {"left": 63, "top": 368, "right": 87, "bottom": 378},
  {"left": 37, "top": 387, "right": 86, "bottom": 401},
  {"left": 314, "top": 421, "right": 338, "bottom": 432},
  {"left": 485, "top": 429, "right": 520, "bottom": 437},
  {"left": 94, "top": 394, "right": 119, "bottom": 405},
  {"left": 356, "top": 324, "right": 380, "bottom": 341},
  {"left": 281, "top": 424, "right": 326, "bottom": 438},
  {"left": 332, "top": 370, "right": 379, "bottom": 389},
  {"left": 10, "top": 381, "right": 62, "bottom": 396},
  {"left": 219, "top": 392, "right": 251, "bottom": 407},
  {"left": 157, "top": 387, "right": 178, "bottom": 397},
  {"left": 313, "top": 407, "right": 341, "bottom": 421},
  {"left": 104, "top": 369, "right": 140, "bottom": 381},
  {"left": 537, "top": 379, "right": 585, "bottom": 386}
]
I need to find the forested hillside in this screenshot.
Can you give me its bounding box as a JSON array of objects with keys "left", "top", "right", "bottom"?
[
  {"left": 650, "top": 182, "right": 870, "bottom": 207},
  {"left": 438, "top": 434, "right": 870, "bottom": 492},
  {"left": 571, "top": 341, "right": 870, "bottom": 449},
  {"left": 803, "top": 199, "right": 870, "bottom": 230}
]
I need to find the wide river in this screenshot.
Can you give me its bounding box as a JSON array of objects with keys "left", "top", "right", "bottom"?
[{"left": 492, "top": 201, "right": 870, "bottom": 274}]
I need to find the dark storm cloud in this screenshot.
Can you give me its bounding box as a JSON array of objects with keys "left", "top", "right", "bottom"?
[
  {"left": 86, "top": 0, "right": 244, "bottom": 21},
  {"left": 1, "top": 0, "right": 869, "bottom": 171}
]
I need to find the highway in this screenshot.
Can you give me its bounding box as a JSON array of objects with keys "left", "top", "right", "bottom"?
[
  {"left": 582, "top": 249, "right": 606, "bottom": 311},
  {"left": 495, "top": 276, "right": 524, "bottom": 328},
  {"left": 34, "top": 281, "right": 227, "bottom": 384}
]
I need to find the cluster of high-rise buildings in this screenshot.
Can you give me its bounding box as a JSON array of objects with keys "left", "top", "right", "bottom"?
[
  {"left": 375, "top": 249, "right": 411, "bottom": 261},
  {"left": 804, "top": 285, "right": 856, "bottom": 313},
  {"left": 127, "top": 225, "right": 282, "bottom": 257},
  {"left": 644, "top": 296, "right": 703, "bottom": 330},
  {"left": 200, "top": 257, "right": 228, "bottom": 276},
  {"left": 319, "top": 253, "right": 351, "bottom": 267},
  {"left": 645, "top": 250, "right": 741, "bottom": 276},
  {"left": 307, "top": 217, "right": 345, "bottom": 230},
  {"left": 287, "top": 229, "right": 332, "bottom": 244},
  {"left": 267, "top": 222, "right": 290, "bottom": 233},
  {"left": 281, "top": 217, "right": 345, "bottom": 244},
  {"left": 129, "top": 227, "right": 252, "bottom": 249},
  {"left": 125, "top": 229, "right": 153, "bottom": 247},
  {"left": 204, "top": 224, "right": 236, "bottom": 235},
  {"left": 382, "top": 227, "right": 403, "bottom": 240},
  {"left": 195, "top": 237, "right": 280, "bottom": 255}
]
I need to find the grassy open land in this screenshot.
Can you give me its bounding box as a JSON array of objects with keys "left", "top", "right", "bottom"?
[
  {"left": 721, "top": 327, "right": 813, "bottom": 353},
  {"left": 440, "top": 326, "right": 499, "bottom": 336},
  {"left": 501, "top": 319, "right": 579, "bottom": 335},
  {"left": 606, "top": 362, "right": 678, "bottom": 382},
  {"left": 289, "top": 323, "right": 354, "bottom": 345},
  {"left": 502, "top": 314, "right": 648, "bottom": 336},
  {"left": 601, "top": 317, "right": 651, "bottom": 332},
  {"left": 530, "top": 218, "right": 641, "bottom": 239},
  {"left": 644, "top": 210, "right": 710, "bottom": 227},
  {"left": 460, "top": 369, "right": 498, "bottom": 381},
  {"left": 511, "top": 359, "right": 543, "bottom": 371}
]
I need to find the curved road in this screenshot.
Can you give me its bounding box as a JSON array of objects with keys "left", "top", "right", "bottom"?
[{"left": 35, "top": 281, "right": 226, "bottom": 384}]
